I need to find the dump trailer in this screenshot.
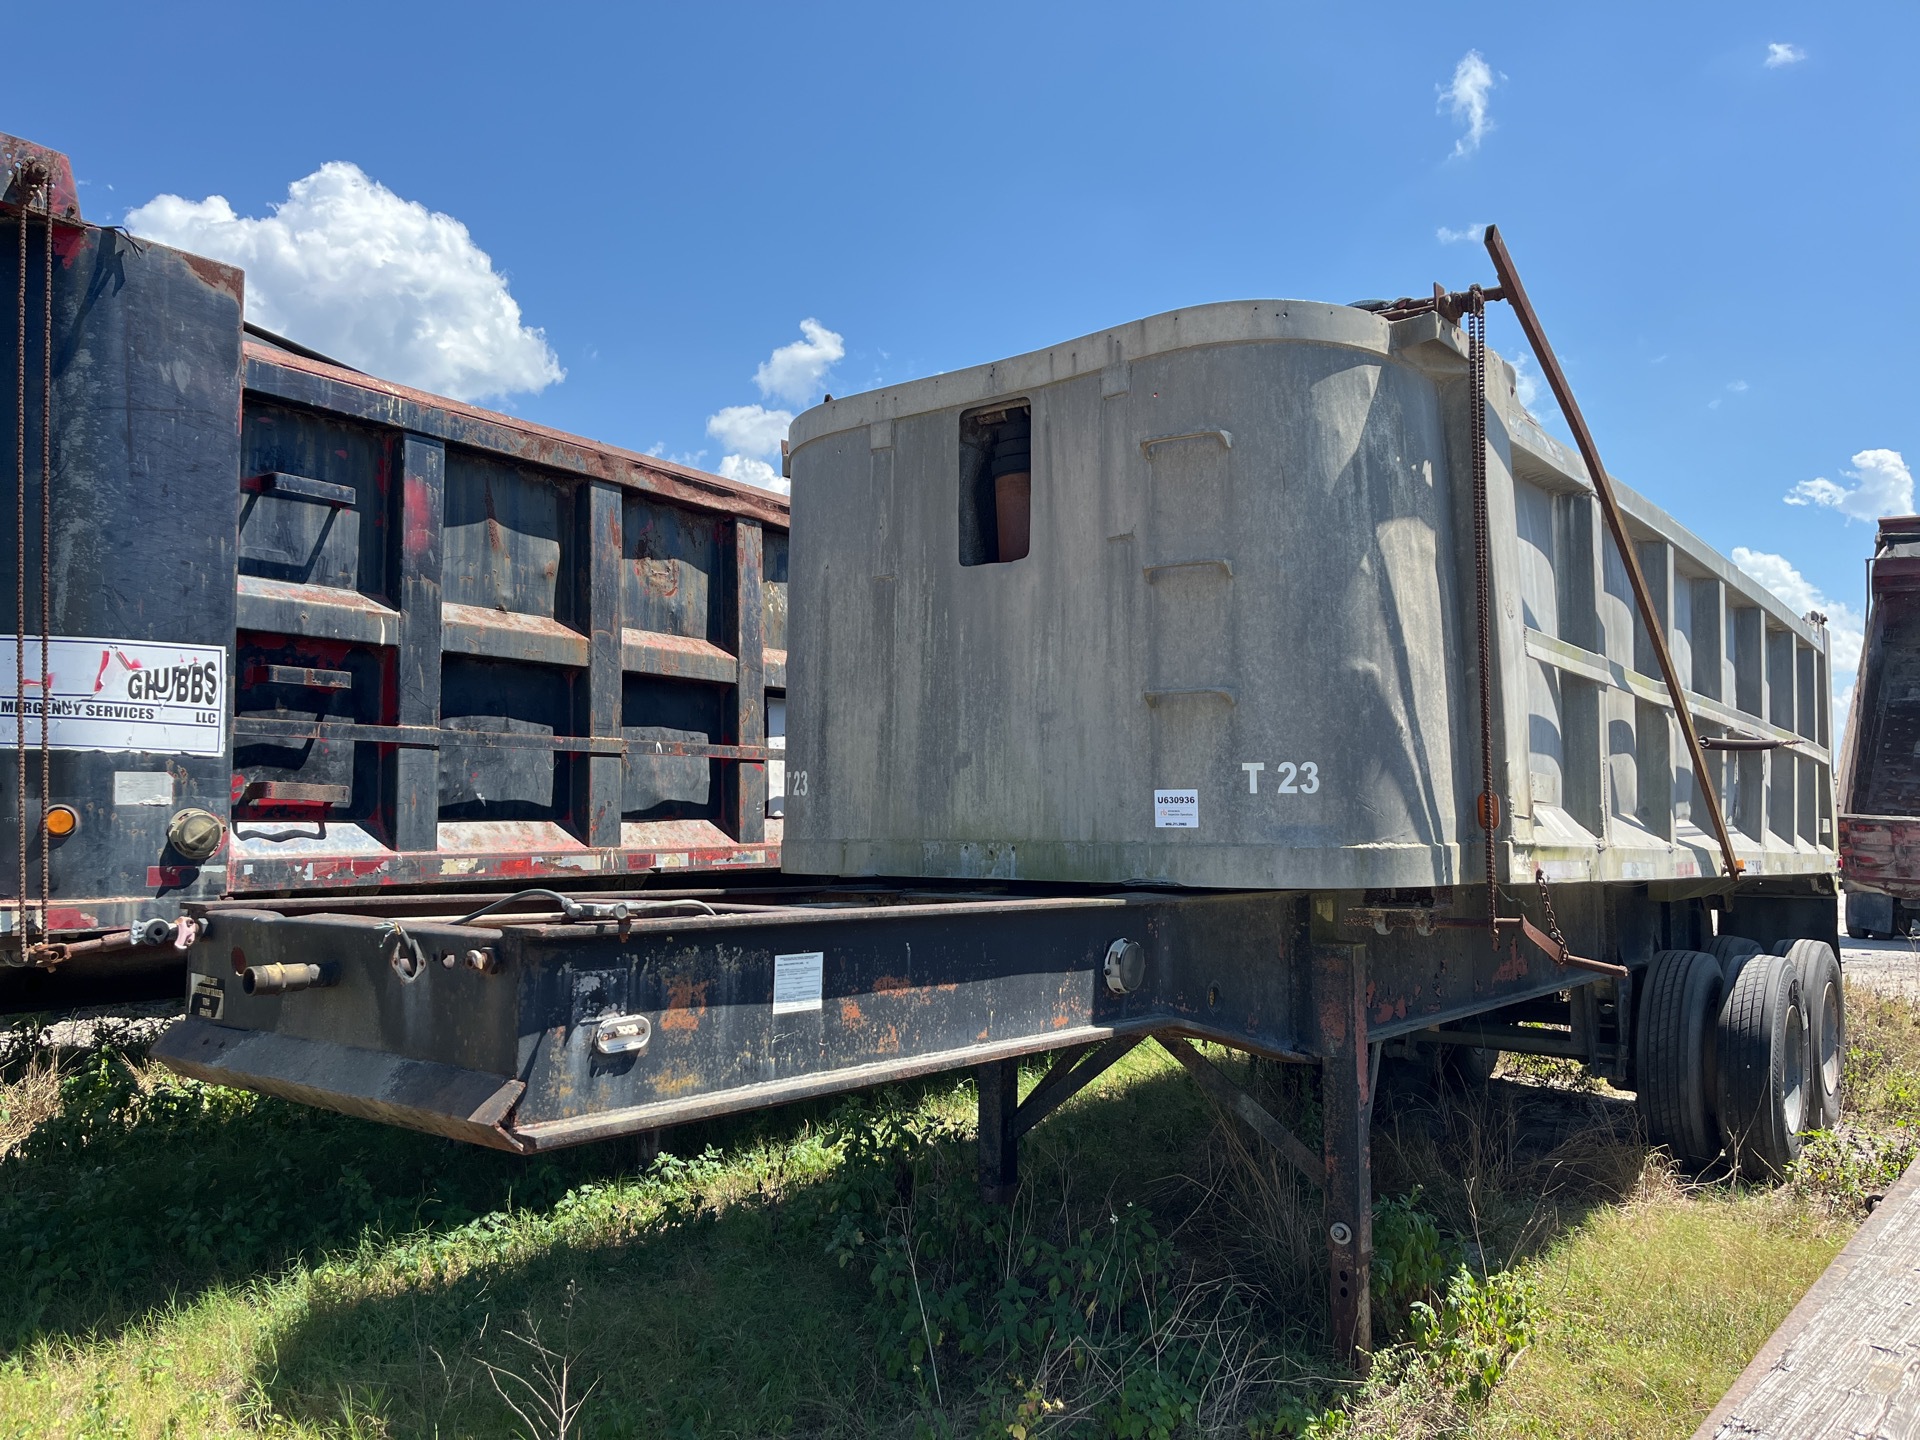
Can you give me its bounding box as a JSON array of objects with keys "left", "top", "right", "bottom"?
[
  {"left": 1837, "top": 516, "right": 1920, "bottom": 938},
  {"left": 156, "top": 232, "right": 1845, "bottom": 1359},
  {"left": 0, "top": 136, "right": 790, "bottom": 1010}
]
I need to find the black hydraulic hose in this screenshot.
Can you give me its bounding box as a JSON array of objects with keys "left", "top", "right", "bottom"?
[{"left": 452, "top": 889, "right": 719, "bottom": 926}]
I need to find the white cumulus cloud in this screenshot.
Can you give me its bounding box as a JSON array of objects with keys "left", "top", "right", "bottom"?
[
  {"left": 1765, "top": 42, "right": 1806, "bottom": 68},
  {"left": 717, "top": 455, "right": 783, "bottom": 489},
  {"left": 754, "top": 318, "right": 845, "bottom": 406},
  {"left": 1439, "top": 51, "right": 1497, "bottom": 157},
  {"left": 1784, "top": 448, "right": 1913, "bottom": 522},
  {"left": 705, "top": 319, "right": 845, "bottom": 495},
  {"left": 1732, "top": 547, "right": 1865, "bottom": 734},
  {"left": 707, "top": 404, "right": 795, "bottom": 457},
  {"left": 1436, "top": 223, "right": 1486, "bottom": 244},
  {"left": 126, "top": 164, "right": 563, "bottom": 403}
]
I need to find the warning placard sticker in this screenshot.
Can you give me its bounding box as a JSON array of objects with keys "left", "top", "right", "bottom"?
[
  {"left": 188, "top": 973, "right": 225, "bottom": 1021},
  {"left": 772, "top": 951, "right": 825, "bottom": 1015},
  {"left": 1154, "top": 789, "right": 1199, "bottom": 829},
  {"left": 0, "top": 636, "right": 226, "bottom": 756}
]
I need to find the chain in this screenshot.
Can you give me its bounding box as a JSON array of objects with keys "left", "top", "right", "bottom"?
[
  {"left": 1467, "top": 287, "right": 1500, "bottom": 950},
  {"left": 1534, "top": 867, "right": 1567, "bottom": 958}
]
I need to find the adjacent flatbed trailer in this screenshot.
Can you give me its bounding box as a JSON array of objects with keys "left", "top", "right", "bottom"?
[
  {"left": 1837, "top": 516, "right": 1920, "bottom": 938},
  {"left": 157, "top": 231, "right": 1846, "bottom": 1359},
  {"left": 0, "top": 136, "right": 791, "bottom": 1010}
]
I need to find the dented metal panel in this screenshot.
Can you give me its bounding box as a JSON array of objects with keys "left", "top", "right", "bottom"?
[{"left": 783, "top": 302, "right": 1836, "bottom": 891}]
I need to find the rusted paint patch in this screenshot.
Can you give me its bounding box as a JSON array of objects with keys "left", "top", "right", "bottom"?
[
  {"left": 840, "top": 998, "right": 864, "bottom": 1027},
  {"left": 181, "top": 252, "right": 245, "bottom": 302},
  {"left": 658, "top": 975, "right": 709, "bottom": 1032},
  {"left": 243, "top": 342, "right": 791, "bottom": 527},
  {"left": 1491, "top": 939, "right": 1530, "bottom": 984}
]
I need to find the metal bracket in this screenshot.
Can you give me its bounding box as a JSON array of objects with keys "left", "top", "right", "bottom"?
[
  {"left": 1012, "top": 1035, "right": 1143, "bottom": 1141},
  {"left": 1157, "top": 1034, "right": 1320, "bottom": 1183}
]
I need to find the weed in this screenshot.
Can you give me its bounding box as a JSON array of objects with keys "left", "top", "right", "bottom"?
[
  {"left": 814, "top": 1096, "right": 1283, "bottom": 1436},
  {"left": 1790, "top": 1125, "right": 1917, "bottom": 1217},
  {"left": 476, "top": 1282, "right": 599, "bottom": 1440}
]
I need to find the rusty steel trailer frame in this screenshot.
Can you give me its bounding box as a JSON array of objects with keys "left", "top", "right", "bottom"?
[{"left": 154, "top": 872, "right": 1837, "bottom": 1361}]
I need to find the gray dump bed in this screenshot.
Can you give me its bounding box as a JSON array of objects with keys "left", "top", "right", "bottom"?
[{"left": 783, "top": 301, "right": 1835, "bottom": 890}]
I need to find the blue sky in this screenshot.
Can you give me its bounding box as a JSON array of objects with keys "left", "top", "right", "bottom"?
[{"left": 10, "top": 2, "right": 1914, "bottom": 689}]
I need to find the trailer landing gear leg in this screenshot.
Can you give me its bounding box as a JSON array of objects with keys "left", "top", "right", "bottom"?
[
  {"left": 977, "top": 1058, "right": 1019, "bottom": 1204},
  {"left": 1320, "top": 945, "right": 1374, "bottom": 1367},
  {"left": 1323, "top": 1045, "right": 1373, "bottom": 1365}
]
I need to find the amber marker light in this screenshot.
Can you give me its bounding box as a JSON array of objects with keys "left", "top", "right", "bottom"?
[{"left": 45, "top": 805, "right": 79, "bottom": 838}]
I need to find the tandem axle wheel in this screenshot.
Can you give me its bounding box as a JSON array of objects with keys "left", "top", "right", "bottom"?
[{"left": 1636, "top": 936, "right": 1842, "bottom": 1178}]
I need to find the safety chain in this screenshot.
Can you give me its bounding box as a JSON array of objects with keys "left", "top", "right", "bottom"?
[
  {"left": 1466, "top": 287, "right": 1500, "bottom": 950},
  {"left": 1533, "top": 866, "right": 1567, "bottom": 960}
]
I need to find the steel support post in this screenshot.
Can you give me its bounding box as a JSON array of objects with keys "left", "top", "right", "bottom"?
[
  {"left": 977, "top": 1058, "right": 1020, "bottom": 1204},
  {"left": 1317, "top": 944, "right": 1373, "bottom": 1364},
  {"left": 389, "top": 433, "right": 444, "bottom": 853}
]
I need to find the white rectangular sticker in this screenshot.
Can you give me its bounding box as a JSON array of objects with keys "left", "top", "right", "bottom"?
[
  {"left": 114, "top": 770, "right": 174, "bottom": 806},
  {"left": 0, "top": 636, "right": 225, "bottom": 756},
  {"left": 772, "top": 950, "right": 824, "bottom": 1015},
  {"left": 1154, "top": 788, "right": 1199, "bottom": 829}
]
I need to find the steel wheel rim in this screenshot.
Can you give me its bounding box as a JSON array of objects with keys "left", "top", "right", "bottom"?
[
  {"left": 1783, "top": 1001, "right": 1807, "bottom": 1135},
  {"left": 1820, "top": 980, "right": 1842, "bottom": 1096}
]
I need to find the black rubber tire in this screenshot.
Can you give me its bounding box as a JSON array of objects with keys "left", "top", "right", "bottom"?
[
  {"left": 1781, "top": 939, "right": 1844, "bottom": 1130},
  {"left": 1708, "top": 934, "right": 1763, "bottom": 993},
  {"left": 1442, "top": 1044, "right": 1500, "bottom": 1087},
  {"left": 1707, "top": 932, "right": 1761, "bottom": 971},
  {"left": 1636, "top": 948, "right": 1725, "bottom": 1167},
  {"left": 1716, "top": 951, "right": 1810, "bottom": 1180}
]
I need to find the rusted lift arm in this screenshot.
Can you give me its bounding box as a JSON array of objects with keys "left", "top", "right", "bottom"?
[{"left": 1482, "top": 225, "right": 1744, "bottom": 883}]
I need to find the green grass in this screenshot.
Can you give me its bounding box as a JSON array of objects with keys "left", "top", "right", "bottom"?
[
  {"left": 0, "top": 980, "right": 1912, "bottom": 1439},
  {"left": 1476, "top": 1187, "right": 1843, "bottom": 1439}
]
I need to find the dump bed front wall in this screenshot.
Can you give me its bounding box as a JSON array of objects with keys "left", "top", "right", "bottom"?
[
  {"left": 2, "top": 222, "right": 791, "bottom": 944},
  {"left": 1837, "top": 548, "right": 1920, "bottom": 896},
  {"left": 785, "top": 301, "right": 1836, "bottom": 890},
  {"left": 228, "top": 350, "right": 791, "bottom": 896},
  {"left": 0, "top": 220, "right": 242, "bottom": 939},
  {"left": 791, "top": 320, "right": 1470, "bottom": 888}
]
